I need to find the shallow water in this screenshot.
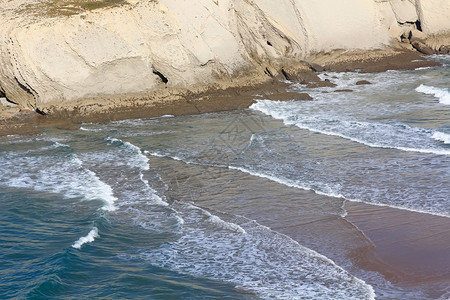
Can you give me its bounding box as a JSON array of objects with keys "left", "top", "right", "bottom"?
[{"left": 1, "top": 55, "right": 449, "bottom": 299}]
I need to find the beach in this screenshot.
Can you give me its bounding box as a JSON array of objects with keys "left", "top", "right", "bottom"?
[
  {"left": 1, "top": 55, "right": 449, "bottom": 298},
  {"left": 1, "top": 0, "right": 450, "bottom": 297}
]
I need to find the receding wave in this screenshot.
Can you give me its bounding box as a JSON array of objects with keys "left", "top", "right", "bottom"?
[
  {"left": 98, "top": 137, "right": 167, "bottom": 207},
  {"left": 250, "top": 100, "right": 450, "bottom": 156},
  {"left": 138, "top": 201, "right": 375, "bottom": 299},
  {"left": 229, "top": 165, "right": 449, "bottom": 219},
  {"left": 72, "top": 227, "right": 99, "bottom": 249},
  {"left": 146, "top": 151, "right": 449, "bottom": 218},
  {"left": 106, "top": 137, "right": 150, "bottom": 171},
  {"left": 416, "top": 84, "right": 450, "bottom": 105}
]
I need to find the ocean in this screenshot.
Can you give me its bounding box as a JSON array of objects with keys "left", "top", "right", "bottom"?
[{"left": 1, "top": 55, "right": 449, "bottom": 299}]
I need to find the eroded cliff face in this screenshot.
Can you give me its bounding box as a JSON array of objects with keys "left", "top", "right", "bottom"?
[{"left": 0, "top": 0, "right": 449, "bottom": 112}]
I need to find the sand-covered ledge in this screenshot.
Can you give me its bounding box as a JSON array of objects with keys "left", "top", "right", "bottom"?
[{"left": 0, "top": 0, "right": 449, "bottom": 134}]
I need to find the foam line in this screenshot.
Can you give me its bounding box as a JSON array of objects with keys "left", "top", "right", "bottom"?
[
  {"left": 147, "top": 151, "right": 449, "bottom": 219},
  {"left": 250, "top": 100, "right": 450, "bottom": 156},
  {"left": 139, "top": 201, "right": 376, "bottom": 299},
  {"left": 293, "top": 125, "right": 450, "bottom": 156},
  {"left": 229, "top": 166, "right": 450, "bottom": 219}
]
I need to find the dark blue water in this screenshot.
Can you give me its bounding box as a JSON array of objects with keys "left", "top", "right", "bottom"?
[{"left": 1, "top": 55, "right": 449, "bottom": 299}]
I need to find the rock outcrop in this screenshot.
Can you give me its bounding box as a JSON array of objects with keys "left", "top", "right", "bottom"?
[{"left": 0, "top": 0, "right": 449, "bottom": 114}]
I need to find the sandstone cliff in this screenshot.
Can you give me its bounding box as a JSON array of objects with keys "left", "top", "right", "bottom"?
[{"left": 0, "top": 0, "right": 449, "bottom": 114}]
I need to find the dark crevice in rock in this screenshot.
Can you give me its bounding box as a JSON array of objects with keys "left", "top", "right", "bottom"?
[
  {"left": 281, "top": 68, "right": 290, "bottom": 80},
  {"left": 35, "top": 108, "right": 47, "bottom": 115},
  {"left": 14, "top": 77, "right": 34, "bottom": 95},
  {"left": 153, "top": 70, "right": 168, "bottom": 84},
  {"left": 264, "top": 67, "right": 274, "bottom": 77},
  {"left": 397, "top": 20, "right": 422, "bottom": 32},
  {"left": 397, "top": 19, "right": 436, "bottom": 55},
  {"left": 266, "top": 41, "right": 273, "bottom": 47},
  {"left": 415, "top": 20, "right": 422, "bottom": 32}
]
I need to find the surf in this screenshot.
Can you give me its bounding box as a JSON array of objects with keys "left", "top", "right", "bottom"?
[
  {"left": 416, "top": 84, "right": 450, "bottom": 105},
  {"left": 250, "top": 100, "right": 450, "bottom": 156}
]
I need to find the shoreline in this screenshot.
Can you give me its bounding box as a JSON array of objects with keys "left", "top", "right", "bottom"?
[
  {"left": 150, "top": 153, "right": 450, "bottom": 298},
  {"left": 1, "top": 50, "right": 449, "bottom": 298},
  {"left": 0, "top": 50, "right": 441, "bottom": 137},
  {"left": 345, "top": 201, "right": 450, "bottom": 298}
]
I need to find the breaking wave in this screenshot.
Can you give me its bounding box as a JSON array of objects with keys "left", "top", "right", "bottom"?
[
  {"left": 72, "top": 227, "right": 99, "bottom": 249},
  {"left": 416, "top": 84, "right": 450, "bottom": 105}
]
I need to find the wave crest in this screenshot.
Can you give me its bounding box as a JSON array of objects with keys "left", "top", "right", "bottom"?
[
  {"left": 416, "top": 84, "right": 450, "bottom": 105},
  {"left": 72, "top": 227, "right": 99, "bottom": 249}
]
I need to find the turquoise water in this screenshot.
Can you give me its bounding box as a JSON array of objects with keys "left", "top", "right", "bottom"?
[{"left": 1, "top": 56, "right": 449, "bottom": 299}]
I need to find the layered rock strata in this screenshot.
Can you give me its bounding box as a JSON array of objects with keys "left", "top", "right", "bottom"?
[{"left": 0, "top": 0, "right": 449, "bottom": 114}]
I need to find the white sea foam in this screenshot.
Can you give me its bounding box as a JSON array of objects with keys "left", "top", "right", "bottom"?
[
  {"left": 186, "top": 203, "right": 246, "bottom": 234},
  {"left": 229, "top": 165, "right": 450, "bottom": 219},
  {"left": 432, "top": 131, "right": 450, "bottom": 144},
  {"left": 298, "top": 125, "right": 450, "bottom": 156},
  {"left": 144, "top": 150, "right": 187, "bottom": 162},
  {"left": 99, "top": 138, "right": 168, "bottom": 207},
  {"left": 144, "top": 150, "right": 164, "bottom": 157},
  {"left": 414, "top": 66, "right": 434, "bottom": 71},
  {"left": 416, "top": 84, "right": 450, "bottom": 105},
  {"left": 139, "top": 201, "right": 375, "bottom": 299},
  {"left": 70, "top": 157, "right": 117, "bottom": 211},
  {"left": 144, "top": 143, "right": 449, "bottom": 218},
  {"left": 147, "top": 148, "right": 449, "bottom": 219},
  {"left": 0, "top": 154, "right": 117, "bottom": 211},
  {"left": 72, "top": 227, "right": 99, "bottom": 249},
  {"left": 52, "top": 142, "right": 70, "bottom": 148},
  {"left": 250, "top": 100, "right": 450, "bottom": 156},
  {"left": 79, "top": 126, "right": 102, "bottom": 132},
  {"left": 229, "top": 166, "right": 348, "bottom": 214},
  {"left": 106, "top": 137, "right": 149, "bottom": 170}
]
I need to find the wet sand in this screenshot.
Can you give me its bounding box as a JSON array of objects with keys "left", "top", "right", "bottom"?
[
  {"left": 147, "top": 154, "right": 450, "bottom": 298},
  {"left": 0, "top": 49, "right": 440, "bottom": 136},
  {"left": 345, "top": 201, "right": 450, "bottom": 297},
  {"left": 1, "top": 49, "right": 448, "bottom": 297},
  {"left": 0, "top": 80, "right": 292, "bottom": 136}
]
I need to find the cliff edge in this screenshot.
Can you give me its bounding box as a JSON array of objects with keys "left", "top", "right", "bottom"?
[{"left": 0, "top": 0, "right": 449, "bottom": 115}]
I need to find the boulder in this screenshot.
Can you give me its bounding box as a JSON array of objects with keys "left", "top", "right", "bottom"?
[
  {"left": 438, "top": 45, "right": 450, "bottom": 54},
  {"left": 334, "top": 89, "right": 353, "bottom": 93},
  {"left": 411, "top": 40, "right": 435, "bottom": 55},
  {"left": 356, "top": 80, "right": 372, "bottom": 85}
]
